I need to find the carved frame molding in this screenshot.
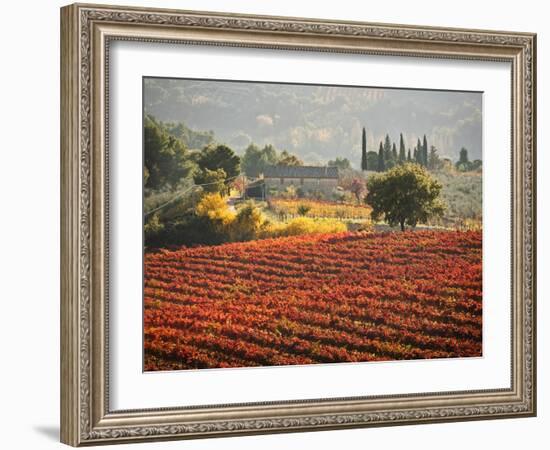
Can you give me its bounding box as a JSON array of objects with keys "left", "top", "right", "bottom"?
[{"left": 61, "top": 3, "right": 536, "bottom": 446}]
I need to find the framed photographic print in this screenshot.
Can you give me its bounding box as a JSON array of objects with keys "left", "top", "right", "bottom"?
[{"left": 60, "top": 3, "right": 537, "bottom": 446}]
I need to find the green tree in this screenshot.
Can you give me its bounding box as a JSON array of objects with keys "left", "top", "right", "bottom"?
[
  {"left": 392, "top": 142, "right": 398, "bottom": 162},
  {"left": 262, "top": 144, "right": 279, "bottom": 165},
  {"left": 278, "top": 150, "right": 303, "bottom": 166},
  {"left": 197, "top": 144, "right": 240, "bottom": 181},
  {"left": 328, "top": 157, "right": 351, "bottom": 170},
  {"left": 383, "top": 134, "right": 394, "bottom": 168},
  {"left": 144, "top": 115, "right": 195, "bottom": 190},
  {"left": 422, "top": 135, "right": 429, "bottom": 167},
  {"left": 458, "top": 147, "right": 470, "bottom": 164},
  {"left": 241, "top": 143, "right": 280, "bottom": 177},
  {"left": 415, "top": 138, "right": 423, "bottom": 165},
  {"left": 470, "top": 159, "right": 482, "bottom": 171},
  {"left": 407, "top": 148, "right": 412, "bottom": 162},
  {"left": 164, "top": 121, "right": 214, "bottom": 150},
  {"left": 241, "top": 143, "right": 263, "bottom": 177},
  {"left": 366, "top": 151, "right": 379, "bottom": 171},
  {"left": 428, "top": 145, "right": 441, "bottom": 170},
  {"left": 193, "top": 168, "right": 227, "bottom": 193},
  {"left": 399, "top": 133, "right": 406, "bottom": 163},
  {"left": 377, "top": 142, "right": 385, "bottom": 172},
  {"left": 366, "top": 163, "right": 445, "bottom": 231},
  {"left": 456, "top": 147, "right": 471, "bottom": 171},
  {"left": 361, "top": 127, "right": 368, "bottom": 171}
]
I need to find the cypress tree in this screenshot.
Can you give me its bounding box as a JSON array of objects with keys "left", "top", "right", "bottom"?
[
  {"left": 458, "top": 147, "right": 469, "bottom": 165},
  {"left": 407, "top": 148, "right": 412, "bottom": 162},
  {"left": 428, "top": 145, "right": 440, "bottom": 170},
  {"left": 416, "top": 138, "right": 423, "bottom": 165},
  {"left": 399, "top": 133, "right": 406, "bottom": 163},
  {"left": 377, "top": 141, "right": 385, "bottom": 172},
  {"left": 422, "top": 135, "right": 428, "bottom": 166},
  {"left": 392, "top": 142, "right": 398, "bottom": 161},
  {"left": 456, "top": 147, "right": 471, "bottom": 171},
  {"left": 383, "top": 134, "right": 392, "bottom": 168},
  {"left": 383, "top": 134, "right": 392, "bottom": 154},
  {"left": 361, "top": 127, "right": 368, "bottom": 171}
]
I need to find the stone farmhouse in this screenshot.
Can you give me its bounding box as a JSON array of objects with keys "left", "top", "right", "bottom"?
[{"left": 262, "top": 165, "right": 339, "bottom": 197}]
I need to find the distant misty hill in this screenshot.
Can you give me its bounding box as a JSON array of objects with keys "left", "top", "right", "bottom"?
[{"left": 144, "top": 78, "right": 482, "bottom": 167}]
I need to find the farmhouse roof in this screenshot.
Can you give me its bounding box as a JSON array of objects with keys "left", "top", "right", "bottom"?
[{"left": 263, "top": 165, "right": 339, "bottom": 179}]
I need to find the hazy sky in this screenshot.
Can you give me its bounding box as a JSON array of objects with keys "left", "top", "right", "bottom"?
[{"left": 144, "top": 77, "right": 482, "bottom": 166}]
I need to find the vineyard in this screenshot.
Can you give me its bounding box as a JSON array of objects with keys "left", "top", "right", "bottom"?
[
  {"left": 144, "top": 230, "right": 482, "bottom": 370},
  {"left": 267, "top": 198, "right": 372, "bottom": 220}
]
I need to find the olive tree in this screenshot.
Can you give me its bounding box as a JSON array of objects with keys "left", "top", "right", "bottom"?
[{"left": 366, "top": 163, "right": 445, "bottom": 231}]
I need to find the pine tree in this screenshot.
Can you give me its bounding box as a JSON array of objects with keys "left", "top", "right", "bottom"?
[
  {"left": 377, "top": 141, "right": 385, "bottom": 172},
  {"left": 399, "top": 133, "right": 406, "bottom": 163},
  {"left": 392, "top": 142, "right": 398, "bottom": 161},
  {"left": 407, "top": 148, "right": 412, "bottom": 162},
  {"left": 361, "top": 127, "right": 368, "bottom": 171}
]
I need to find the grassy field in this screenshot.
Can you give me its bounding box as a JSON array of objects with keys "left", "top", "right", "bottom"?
[
  {"left": 267, "top": 198, "right": 372, "bottom": 220},
  {"left": 434, "top": 169, "right": 482, "bottom": 229}
]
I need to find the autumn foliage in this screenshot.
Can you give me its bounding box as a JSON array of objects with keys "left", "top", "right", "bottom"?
[
  {"left": 144, "top": 230, "right": 482, "bottom": 371},
  {"left": 268, "top": 198, "right": 372, "bottom": 220}
]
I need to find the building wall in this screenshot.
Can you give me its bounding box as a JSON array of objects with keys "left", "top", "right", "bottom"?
[{"left": 265, "top": 177, "right": 338, "bottom": 197}]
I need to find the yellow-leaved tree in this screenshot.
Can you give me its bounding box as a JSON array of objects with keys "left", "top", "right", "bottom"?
[
  {"left": 195, "top": 193, "right": 235, "bottom": 224},
  {"left": 230, "top": 202, "right": 266, "bottom": 242}
]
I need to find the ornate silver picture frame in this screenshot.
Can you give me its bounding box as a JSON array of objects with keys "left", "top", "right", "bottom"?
[{"left": 60, "top": 3, "right": 536, "bottom": 446}]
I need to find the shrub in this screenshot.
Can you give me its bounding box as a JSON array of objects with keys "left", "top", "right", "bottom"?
[
  {"left": 297, "top": 204, "right": 311, "bottom": 216},
  {"left": 281, "top": 185, "right": 297, "bottom": 199},
  {"left": 144, "top": 215, "right": 208, "bottom": 248},
  {"left": 262, "top": 217, "right": 346, "bottom": 238},
  {"left": 230, "top": 202, "right": 266, "bottom": 242},
  {"left": 144, "top": 213, "right": 165, "bottom": 244},
  {"left": 195, "top": 193, "right": 235, "bottom": 225},
  {"left": 193, "top": 193, "right": 236, "bottom": 245},
  {"left": 267, "top": 198, "right": 372, "bottom": 220},
  {"left": 145, "top": 193, "right": 354, "bottom": 249},
  {"left": 268, "top": 187, "right": 279, "bottom": 197},
  {"left": 311, "top": 189, "right": 325, "bottom": 200},
  {"left": 334, "top": 208, "right": 346, "bottom": 219},
  {"left": 331, "top": 189, "right": 344, "bottom": 202}
]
